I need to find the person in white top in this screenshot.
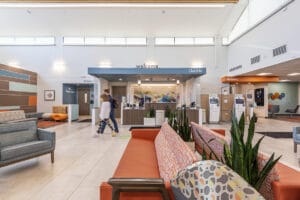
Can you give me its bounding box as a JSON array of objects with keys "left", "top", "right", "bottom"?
[{"left": 96, "top": 94, "right": 116, "bottom": 136}]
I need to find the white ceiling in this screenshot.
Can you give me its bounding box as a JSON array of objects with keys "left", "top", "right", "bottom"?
[
  {"left": 242, "top": 58, "right": 300, "bottom": 82},
  {"left": 0, "top": 3, "right": 246, "bottom": 37}
]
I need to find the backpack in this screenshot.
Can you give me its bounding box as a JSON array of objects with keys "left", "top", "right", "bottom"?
[{"left": 112, "top": 99, "right": 118, "bottom": 109}]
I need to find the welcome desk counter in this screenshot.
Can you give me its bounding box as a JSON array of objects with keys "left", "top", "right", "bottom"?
[{"left": 121, "top": 105, "right": 201, "bottom": 125}]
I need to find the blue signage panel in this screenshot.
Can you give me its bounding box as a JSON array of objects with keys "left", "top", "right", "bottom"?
[{"left": 88, "top": 67, "right": 206, "bottom": 76}]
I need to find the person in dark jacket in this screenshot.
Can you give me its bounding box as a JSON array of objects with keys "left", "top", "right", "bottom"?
[{"left": 104, "top": 89, "right": 119, "bottom": 133}]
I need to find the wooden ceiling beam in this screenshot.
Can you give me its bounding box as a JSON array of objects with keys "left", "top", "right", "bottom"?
[
  {"left": 221, "top": 76, "right": 279, "bottom": 84},
  {"left": 0, "top": 0, "right": 238, "bottom": 3}
]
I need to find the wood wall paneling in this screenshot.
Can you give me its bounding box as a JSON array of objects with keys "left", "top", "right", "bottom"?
[
  {"left": 0, "top": 80, "right": 9, "bottom": 90},
  {"left": 0, "top": 64, "right": 37, "bottom": 113},
  {"left": 0, "top": 95, "right": 29, "bottom": 106}
]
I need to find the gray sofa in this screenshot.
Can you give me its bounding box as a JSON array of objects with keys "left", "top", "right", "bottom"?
[{"left": 0, "top": 120, "right": 55, "bottom": 167}]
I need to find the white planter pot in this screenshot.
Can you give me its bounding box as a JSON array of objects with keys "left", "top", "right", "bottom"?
[{"left": 144, "top": 118, "right": 156, "bottom": 126}]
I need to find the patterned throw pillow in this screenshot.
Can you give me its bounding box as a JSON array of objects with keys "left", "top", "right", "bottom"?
[{"left": 171, "top": 160, "right": 265, "bottom": 200}]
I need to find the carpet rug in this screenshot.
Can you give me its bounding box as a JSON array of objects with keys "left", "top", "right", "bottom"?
[
  {"left": 78, "top": 119, "right": 92, "bottom": 123},
  {"left": 256, "top": 132, "right": 292, "bottom": 138},
  {"left": 273, "top": 116, "right": 300, "bottom": 123},
  {"left": 38, "top": 120, "right": 66, "bottom": 129}
]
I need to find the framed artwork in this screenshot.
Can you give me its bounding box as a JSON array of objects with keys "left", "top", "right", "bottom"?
[{"left": 44, "top": 90, "right": 55, "bottom": 101}]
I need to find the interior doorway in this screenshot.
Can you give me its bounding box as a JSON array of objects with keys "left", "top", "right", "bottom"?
[
  {"left": 63, "top": 83, "right": 94, "bottom": 116},
  {"left": 78, "top": 87, "right": 90, "bottom": 115},
  {"left": 112, "top": 86, "right": 127, "bottom": 118}
]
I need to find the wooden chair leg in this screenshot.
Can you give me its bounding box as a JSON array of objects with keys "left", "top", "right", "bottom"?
[
  {"left": 51, "top": 151, "right": 54, "bottom": 163},
  {"left": 294, "top": 142, "right": 297, "bottom": 153}
]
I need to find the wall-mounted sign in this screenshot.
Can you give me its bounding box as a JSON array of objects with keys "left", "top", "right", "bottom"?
[
  {"left": 229, "top": 65, "right": 242, "bottom": 72},
  {"left": 136, "top": 63, "right": 158, "bottom": 69},
  {"left": 188, "top": 68, "right": 204, "bottom": 73}
]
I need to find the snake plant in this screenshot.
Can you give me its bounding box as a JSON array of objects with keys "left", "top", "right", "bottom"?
[
  {"left": 200, "top": 112, "right": 281, "bottom": 190},
  {"left": 168, "top": 107, "right": 191, "bottom": 142}
]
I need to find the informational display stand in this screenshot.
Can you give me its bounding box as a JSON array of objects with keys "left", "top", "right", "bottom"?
[
  {"left": 91, "top": 107, "right": 99, "bottom": 126},
  {"left": 234, "top": 94, "right": 245, "bottom": 122},
  {"left": 209, "top": 94, "right": 220, "bottom": 123},
  {"left": 155, "top": 110, "right": 165, "bottom": 126}
]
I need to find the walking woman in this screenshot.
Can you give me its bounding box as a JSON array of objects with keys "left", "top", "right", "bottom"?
[{"left": 96, "top": 93, "right": 116, "bottom": 137}]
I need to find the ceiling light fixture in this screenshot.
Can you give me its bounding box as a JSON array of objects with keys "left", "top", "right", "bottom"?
[
  {"left": 280, "top": 79, "right": 291, "bottom": 82},
  {"left": 257, "top": 72, "right": 273, "bottom": 76},
  {"left": 137, "top": 80, "right": 141, "bottom": 85},
  {"left": 287, "top": 72, "right": 300, "bottom": 76},
  {"left": 118, "top": 78, "right": 123, "bottom": 81},
  {"left": 176, "top": 80, "right": 180, "bottom": 84},
  {"left": 0, "top": 3, "right": 226, "bottom": 8}
]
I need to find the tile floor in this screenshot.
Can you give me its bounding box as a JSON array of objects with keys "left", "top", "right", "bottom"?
[{"left": 0, "top": 117, "right": 299, "bottom": 200}]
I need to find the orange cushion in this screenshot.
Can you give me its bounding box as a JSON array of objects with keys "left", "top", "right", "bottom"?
[
  {"left": 272, "top": 163, "right": 300, "bottom": 200},
  {"left": 51, "top": 113, "right": 68, "bottom": 121},
  {"left": 211, "top": 129, "right": 226, "bottom": 136},
  {"left": 131, "top": 129, "right": 160, "bottom": 141},
  {"left": 100, "top": 137, "right": 164, "bottom": 200},
  {"left": 113, "top": 138, "right": 160, "bottom": 178}
]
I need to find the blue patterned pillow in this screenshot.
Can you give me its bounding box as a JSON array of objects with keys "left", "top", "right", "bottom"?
[{"left": 170, "top": 160, "right": 265, "bottom": 200}]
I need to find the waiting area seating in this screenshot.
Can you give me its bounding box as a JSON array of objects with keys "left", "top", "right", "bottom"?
[
  {"left": 0, "top": 120, "right": 56, "bottom": 167},
  {"left": 0, "top": 110, "right": 37, "bottom": 124},
  {"left": 293, "top": 127, "right": 300, "bottom": 153},
  {"left": 42, "top": 105, "right": 68, "bottom": 121},
  {"left": 285, "top": 105, "right": 299, "bottom": 117},
  {"left": 191, "top": 122, "right": 300, "bottom": 200},
  {"left": 268, "top": 104, "right": 280, "bottom": 118},
  {"left": 100, "top": 122, "right": 263, "bottom": 200}
]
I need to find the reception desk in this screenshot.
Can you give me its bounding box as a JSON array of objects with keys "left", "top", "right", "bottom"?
[{"left": 121, "top": 103, "right": 201, "bottom": 125}]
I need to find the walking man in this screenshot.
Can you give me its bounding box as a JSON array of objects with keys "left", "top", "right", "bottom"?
[{"left": 104, "top": 89, "right": 119, "bottom": 133}]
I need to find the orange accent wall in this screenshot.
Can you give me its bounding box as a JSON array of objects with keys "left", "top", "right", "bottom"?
[
  {"left": 221, "top": 76, "right": 279, "bottom": 83},
  {"left": 28, "top": 96, "right": 37, "bottom": 106}
]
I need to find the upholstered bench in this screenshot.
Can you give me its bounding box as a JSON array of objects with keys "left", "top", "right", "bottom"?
[
  {"left": 191, "top": 122, "right": 300, "bottom": 200},
  {"left": 100, "top": 122, "right": 197, "bottom": 200},
  {"left": 100, "top": 122, "right": 263, "bottom": 200},
  {"left": 0, "top": 120, "right": 56, "bottom": 167},
  {"left": 0, "top": 110, "right": 36, "bottom": 124}
]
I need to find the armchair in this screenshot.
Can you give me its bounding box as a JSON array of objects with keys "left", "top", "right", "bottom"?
[
  {"left": 268, "top": 104, "right": 280, "bottom": 118},
  {"left": 293, "top": 127, "right": 300, "bottom": 153}
]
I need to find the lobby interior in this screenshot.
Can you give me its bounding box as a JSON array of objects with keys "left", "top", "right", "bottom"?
[{"left": 0, "top": 0, "right": 300, "bottom": 200}]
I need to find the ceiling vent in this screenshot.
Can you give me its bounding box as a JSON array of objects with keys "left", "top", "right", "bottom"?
[
  {"left": 251, "top": 55, "right": 260, "bottom": 65},
  {"left": 273, "top": 45, "right": 287, "bottom": 57},
  {"left": 229, "top": 65, "right": 242, "bottom": 72}
]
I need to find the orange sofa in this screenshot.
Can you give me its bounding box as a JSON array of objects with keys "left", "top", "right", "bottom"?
[
  {"left": 191, "top": 122, "right": 300, "bottom": 200},
  {"left": 100, "top": 123, "right": 197, "bottom": 200}
]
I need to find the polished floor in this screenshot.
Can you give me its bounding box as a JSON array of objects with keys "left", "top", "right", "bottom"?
[{"left": 0, "top": 118, "right": 299, "bottom": 200}]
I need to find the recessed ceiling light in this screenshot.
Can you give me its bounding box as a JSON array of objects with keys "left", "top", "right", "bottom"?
[
  {"left": 257, "top": 72, "right": 273, "bottom": 76},
  {"left": 118, "top": 78, "right": 123, "bottom": 81},
  {"left": 287, "top": 72, "right": 300, "bottom": 76},
  {"left": 280, "top": 79, "right": 291, "bottom": 82},
  {"left": 171, "top": 78, "right": 176, "bottom": 81},
  {"left": 0, "top": 3, "right": 226, "bottom": 8}
]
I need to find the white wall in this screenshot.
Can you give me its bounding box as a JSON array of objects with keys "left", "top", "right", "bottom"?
[
  {"left": 0, "top": 38, "right": 227, "bottom": 112},
  {"left": 227, "top": 0, "right": 300, "bottom": 75}
]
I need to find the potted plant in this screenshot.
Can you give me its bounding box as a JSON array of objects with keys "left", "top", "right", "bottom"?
[
  {"left": 200, "top": 112, "right": 281, "bottom": 191},
  {"left": 168, "top": 108, "right": 192, "bottom": 142},
  {"left": 144, "top": 107, "right": 156, "bottom": 126},
  {"left": 164, "top": 106, "right": 171, "bottom": 122}
]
